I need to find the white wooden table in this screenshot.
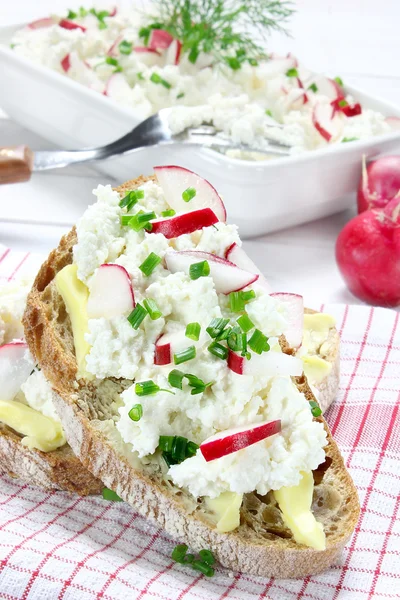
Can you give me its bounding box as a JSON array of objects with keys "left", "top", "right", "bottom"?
[{"left": 2, "top": 0, "right": 400, "bottom": 310}]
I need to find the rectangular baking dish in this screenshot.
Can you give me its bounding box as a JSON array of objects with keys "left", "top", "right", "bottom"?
[{"left": 1, "top": 23, "right": 400, "bottom": 238}]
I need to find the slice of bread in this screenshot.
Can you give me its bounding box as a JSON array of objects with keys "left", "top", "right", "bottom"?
[{"left": 23, "top": 176, "right": 359, "bottom": 578}]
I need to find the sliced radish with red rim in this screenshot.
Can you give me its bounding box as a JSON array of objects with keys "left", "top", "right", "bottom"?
[
  {"left": 148, "top": 29, "right": 174, "bottom": 51},
  {"left": 270, "top": 293, "right": 304, "bottom": 348},
  {"left": 225, "top": 243, "right": 271, "bottom": 291},
  {"left": 149, "top": 208, "right": 218, "bottom": 239}
]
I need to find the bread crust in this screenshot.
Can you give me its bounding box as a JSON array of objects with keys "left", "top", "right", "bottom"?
[{"left": 23, "top": 175, "right": 359, "bottom": 578}]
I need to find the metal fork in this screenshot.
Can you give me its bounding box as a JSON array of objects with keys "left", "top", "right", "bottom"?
[{"left": 0, "top": 107, "right": 290, "bottom": 185}]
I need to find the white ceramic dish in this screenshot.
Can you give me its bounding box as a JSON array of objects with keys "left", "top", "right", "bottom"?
[{"left": 1, "top": 23, "right": 400, "bottom": 238}]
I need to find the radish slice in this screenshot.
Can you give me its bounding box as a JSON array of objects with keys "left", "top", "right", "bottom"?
[
  {"left": 150, "top": 208, "right": 218, "bottom": 238},
  {"left": 105, "top": 72, "right": 132, "bottom": 99},
  {"left": 386, "top": 116, "right": 400, "bottom": 130},
  {"left": 148, "top": 29, "right": 174, "bottom": 51},
  {"left": 59, "top": 19, "right": 86, "bottom": 32},
  {"left": 312, "top": 102, "right": 345, "bottom": 142},
  {"left": 154, "top": 165, "right": 227, "bottom": 222},
  {"left": 132, "top": 47, "right": 162, "bottom": 67},
  {"left": 61, "top": 53, "right": 70, "bottom": 73},
  {"left": 27, "top": 17, "right": 57, "bottom": 30},
  {"left": 109, "top": 6, "right": 117, "bottom": 17},
  {"left": 270, "top": 293, "right": 304, "bottom": 348},
  {"left": 165, "top": 250, "right": 258, "bottom": 294},
  {"left": 154, "top": 330, "right": 195, "bottom": 365},
  {"left": 164, "top": 39, "right": 182, "bottom": 65},
  {"left": 225, "top": 243, "right": 271, "bottom": 291},
  {"left": 200, "top": 420, "right": 282, "bottom": 462},
  {"left": 0, "top": 342, "right": 35, "bottom": 402},
  {"left": 107, "top": 35, "right": 123, "bottom": 57},
  {"left": 307, "top": 75, "right": 344, "bottom": 101},
  {"left": 228, "top": 350, "right": 303, "bottom": 377},
  {"left": 87, "top": 264, "right": 135, "bottom": 319}
]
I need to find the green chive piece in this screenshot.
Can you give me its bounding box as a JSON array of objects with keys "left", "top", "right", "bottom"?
[
  {"left": 286, "top": 67, "right": 298, "bottom": 77},
  {"left": 189, "top": 260, "right": 210, "bottom": 280},
  {"left": 102, "top": 487, "right": 122, "bottom": 502},
  {"left": 172, "top": 544, "right": 188, "bottom": 563},
  {"left": 177, "top": 92, "right": 185, "bottom": 99},
  {"left": 150, "top": 72, "right": 171, "bottom": 89},
  {"left": 310, "top": 401, "right": 322, "bottom": 417},
  {"left": 185, "top": 322, "right": 201, "bottom": 341},
  {"left": 227, "top": 328, "right": 241, "bottom": 351},
  {"left": 105, "top": 56, "right": 119, "bottom": 66},
  {"left": 120, "top": 215, "right": 135, "bottom": 227},
  {"left": 192, "top": 560, "right": 215, "bottom": 577},
  {"left": 241, "top": 290, "right": 256, "bottom": 303},
  {"left": 248, "top": 329, "right": 270, "bottom": 354},
  {"left": 188, "top": 46, "right": 199, "bottom": 64},
  {"left": 182, "top": 187, "right": 196, "bottom": 202},
  {"left": 199, "top": 549, "right": 216, "bottom": 566},
  {"left": 119, "top": 189, "right": 144, "bottom": 210},
  {"left": 139, "top": 252, "right": 162, "bottom": 276},
  {"left": 127, "top": 211, "right": 156, "bottom": 232},
  {"left": 135, "top": 380, "right": 160, "bottom": 396},
  {"left": 186, "top": 441, "right": 199, "bottom": 457},
  {"left": 143, "top": 298, "right": 162, "bottom": 320},
  {"left": 119, "top": 40, "right": 132, "bottom": 55},
  {"left": 168, "top": 369, "right": 185, "bottom": 390},
  {"left": 265, "top": 109, "right": 273, "bottom": 117},
  {"left": 216, "top": 326, "right": 231, "bottom": 342},
  {"left": 208, "top": 342, "right": 229, "bottom": 360},
  {"left": 229, "top": 291, "right": 245, "bottom": 313},
  {"left": 128, "top": 404, "right": 143, "bottom": 421},
  {"left": 342, "top": 137, "right": 359, "bottom": 143},
  {"left": 174, "top": 346, "right": 196, "bottom": 365},
  {"left": 334, "top": 76, "right": 344, "bottom": 87},
  {"left": 127, "top": 303, "right": 147, "bottom": 329},
  {"left": 137, "top": 71, "right": 145, "bottom": 80},
  {"left": 172, "top": 436, "right": 188, "bottom": 463},
  {"left": 159, "top": 435, "right": 174, "bottom": 453},
  {"left": 79, "top": 7, "right": 88, "bottom": 17},
  {"left": 308, "top": 82, "right": 318, "bottom": 93},
  {"left": 67, "top": 9, "right": 77, "bottom": 19},
  {"left": 183, "top": 553, "right": 195, "bottom": 563},
  {"left": 161, "top": 209, "right": 176, "bottom": 217},
  {"left": 159, "top": 435, "right": 198, "bottom": 465},
  {"left": 206, "top": 318, "right": 229, "bottom": 339},
  {"left": 240, "top": 333, "right": 249, "bottom": 358},
  {"left": 338, "top": 99, "right": 348, "bottom": 108},
  {"left": 236, "top": 313, "right": 254, "bottom": 333}
]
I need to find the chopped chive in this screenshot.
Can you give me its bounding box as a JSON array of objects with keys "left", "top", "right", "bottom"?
[
  {"left": 342, "top": 137, "right": 359, "bottom": 143},
  {"left": 182, "top": 187, "right": 196, "bottom": 202},
  {"left": 120, "top": 215, "right": 135, "bottom": 227},
  {"left": 236, "top": 313, "right": 254, "bottom": 333},
  {"left": 188, "top": 46, "right": 200, "bottom": 63},
  {"left": 206, "top": 318, "right": 230, "bottom": 338},
  {"left": 183, "top": 553, "right": 195, "bottom": 563},
  {"left": 67, "top": 9, "right": 77, "bottom": 19},
  {"left": 208, "top": 341, "right": 228, "bottom": 360},
  {"left": 168, "top": 369, "right": 185, "bottom": 390},
  {"left": 189, "top": 260, "right": 210, "bottom": 280},
  {"left": 199, "top": 549, "right": 216, "bottom": 566},
  {"left": 174, "top": 346, "right": 196, "bottom": 365},
  {"left": 150, "top": 72, "right": 171, "bottom": 89},
  {"left": 119, "top": 189, "right": 144, "bottom": 210},
  {"left": 137, "top": 71, "right": 145, "bottom": 80},
  {"left": 102, "top": 487, "right": 122, "bottom": 502},
  {"left": 159, "top": 435, "right": 174, "bottom": 453},
  {"left": 310, "top": 400, "right": 322, "bottom": 417},
  {"left": 227, "top": 327, "right": 241, "bottom": 351},
  {"left": 241, "top": 290, "right": 256, "bottom": 303},
  {"left": 105, "top": 56, "right": 119, "bottom": 66},
  {"left": 185, "top": 322, "right": 201, "bottom": 341},
  {"left": 127, "top": 303, "right": 147, "bottom": 329},
  {"left": 159, "top": 436, "right": 199, "bottom": 466},
  {"left": 127, "top": 211, "right": 156, "bottom": 232},
  {"left": 119, "top": 40, "right": 133, "bottom": 55},
  {"left": 143, "top": 298, "right": 162, "bottom": 320},
  {"left": 161, "top": 208, "right": 176, "bottom": 217},
  {"left": 177, "top": 92, "right": 185, "bottom": 99},
  {"left": 172, "top": 436, "right": 189, "bottom": 463},
  {"left": 135, "top": 380, "right": 160, "bottom": 396},
  {"left": 248, "top": 57, "right": 258, "bottom": 66},
  {"left": 128, "top": 404, "right": 143, "bottom": 421},
  {"left": 229, "top": 291, "right": 245, "bottom": 313},
  {"left": 248, "top": 329, "right": 270, "bottom": 354},
  {"left": 79, "top": 7, "right": 88, "bottom": 17},
  {"left": 286, "top": 67, "right": 298, "bottom": 77},
  {"left": 334, "top": 76, "right": 344, "bottom": 87},
  {"left": 139, "top": 252, "right": 162, "bottom": 276},
  {"left": 172, "top": 543, "right": 188, "bottom": 563},
  {"left": 192, "top": 560, "right": 215, "bottom": 577},
  {"left": 308, "top": 82, "right": 318, "bottom": 93},
  {"left": 265, "top": 109, "right": 273, "bottom": 117},
  {"left": 216, "top": 326, "right": 231, "bottom": 341},
  {"left": 338, "top": 99, "right": 348, "bottom": 108},
  {"left": 186, "top": 440, "right": 199, "bottom": 456},
  {"left": 184, "top": 374, "right": 205, "bottom": 388}
]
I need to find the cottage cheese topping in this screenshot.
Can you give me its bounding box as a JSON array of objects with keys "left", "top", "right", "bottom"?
[
  {"left": 11, "top": 12, "right": 393, "bottom": 159},
  {"left": 20, "top": 370, "right": 61, "bottom": 423},
  {"left": 73, "top": 179, "right": 327, "bottom": 499}
]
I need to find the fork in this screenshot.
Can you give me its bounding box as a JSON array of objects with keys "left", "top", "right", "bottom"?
[{"left": 0, "top": 107, "right": 290, "bottom": 185}]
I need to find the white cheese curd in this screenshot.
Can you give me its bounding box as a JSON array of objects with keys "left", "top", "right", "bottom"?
[
  {"left": 20, "top": 370, "right": 61, "bottom": 423},
  {"left": 0, "top": 278, "right": 33, "bottom": 345},
  {"left": 74, "top": 176, "right": 327, "bottom": 500},
  {"left": 12, "top": 11, "right": 392, "bottom": 160},
  {"left": 169, "top": 378, "right": 326, "bottom": 498}
]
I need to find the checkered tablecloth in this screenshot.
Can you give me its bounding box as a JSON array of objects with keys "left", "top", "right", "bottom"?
[{"left": 0, "top": 248, "right": 399, "bottom": 600}]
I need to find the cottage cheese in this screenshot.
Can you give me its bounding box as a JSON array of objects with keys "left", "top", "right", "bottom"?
[
  {"left": 20, "top": 370, "right": 61, "bottom": 423},
  {"left": 73, "top": 178, "right": 327, "bottom": 499},
  {"left": 11, "top": 10, "right": 393, "bottom": 159}
]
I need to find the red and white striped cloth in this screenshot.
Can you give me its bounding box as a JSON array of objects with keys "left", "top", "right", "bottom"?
[{"left": 0, "top": 247, "right": 399, "bottom": 600}]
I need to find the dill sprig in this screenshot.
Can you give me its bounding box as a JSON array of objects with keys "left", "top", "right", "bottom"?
[{"left": 140, "top": 0, "right": 294, "bottom": 69}]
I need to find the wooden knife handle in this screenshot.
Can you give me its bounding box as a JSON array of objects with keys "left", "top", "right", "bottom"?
[{"left": 0, "top": 145, "right": 34, "bottom": 184}]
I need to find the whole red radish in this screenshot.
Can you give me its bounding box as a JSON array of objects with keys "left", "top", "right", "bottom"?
[
  {"left": 336, "top": 198, "right": 400, "bottom": 307},
  {"left": 357, "top": 155, "right": 400, "bottom": 213}
]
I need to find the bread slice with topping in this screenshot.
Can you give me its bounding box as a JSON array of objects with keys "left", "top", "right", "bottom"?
[{"left": 23, "top": 175, "right": 359, "bottom": 578}]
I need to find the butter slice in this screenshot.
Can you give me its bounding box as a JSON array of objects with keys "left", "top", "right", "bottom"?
[
  {"left": 55, "top": 264, "right": 91, "bottom": 379},
  {"left": 274, "top": 471, "right": 326, "bottom": 550},
  {"left": 0, "top": 399, "right": 66, "bottom": 452},
  {"left": 205, "top": 492, "right": 243, "bottom": 533},
  {"left": 303, "top": 313, "right": 336, "bottom": 334},
  {"left": 302, "top": 355, "right": 332, "bottom": 384}
]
